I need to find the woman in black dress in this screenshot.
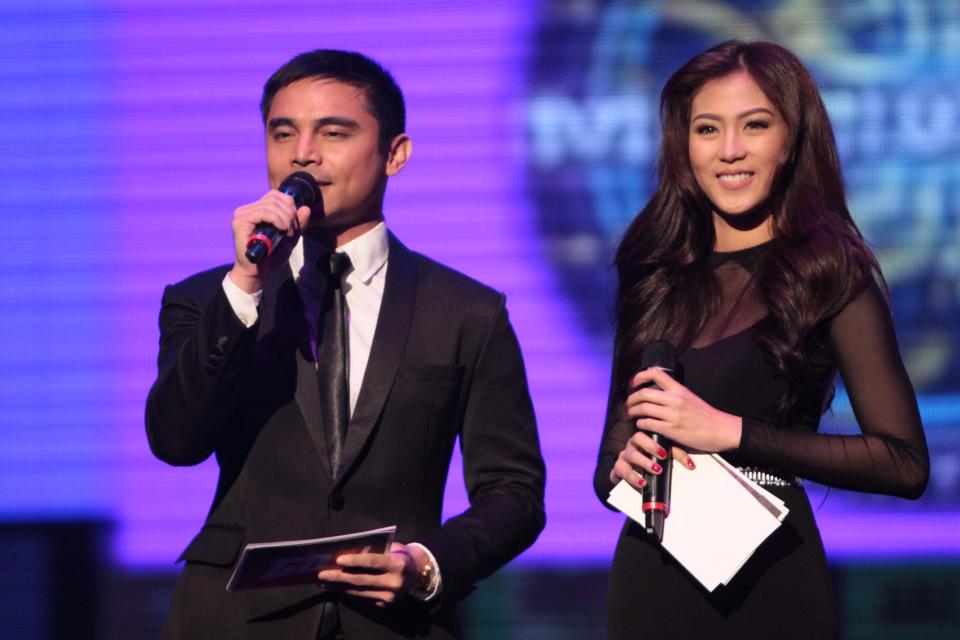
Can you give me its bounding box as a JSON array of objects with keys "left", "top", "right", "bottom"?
[{"left": 594, "top": 41, "right": 929, "bottom": 639}]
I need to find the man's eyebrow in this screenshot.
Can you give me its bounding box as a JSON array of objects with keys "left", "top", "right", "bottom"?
[
  {"left": 691, "top": 107, "right": 776, "bottom": 123},
  {"left": 267, "top": 117, "right": 296, "bottom": 131},
  {"left": 313, "top": 116, "right": 361, "bottom": 130}
]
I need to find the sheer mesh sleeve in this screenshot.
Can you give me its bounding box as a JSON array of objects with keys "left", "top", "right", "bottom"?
[
  {"left": 594, "top": 346, "right": 635, "bottom": 508},
  {"left": 738, "top": 281, "right": 929, "bottom": 498}
]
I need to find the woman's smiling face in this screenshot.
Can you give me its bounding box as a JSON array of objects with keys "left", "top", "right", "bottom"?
[{"left": 688, "top": 71, "right": 788, "bottom": 220}]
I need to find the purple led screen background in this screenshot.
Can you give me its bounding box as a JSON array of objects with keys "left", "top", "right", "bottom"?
[{"left": 1, "top": 0, "right": 958, "bottom": 571}]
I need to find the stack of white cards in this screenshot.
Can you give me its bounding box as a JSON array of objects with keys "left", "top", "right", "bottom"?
[{"left": 607, "top": 453, "right": 789, "bottom": 591}]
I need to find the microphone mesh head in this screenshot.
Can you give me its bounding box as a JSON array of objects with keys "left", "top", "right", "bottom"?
[
  {"left": 640, "top": 340, "right": 676, "bottom": 372},
  {"left": 278, "top": 171, "right": 320, "bottom": 209}
]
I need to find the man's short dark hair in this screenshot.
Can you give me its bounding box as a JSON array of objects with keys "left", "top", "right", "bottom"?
[{"left": 260, "top": 49, "right": 406, "bottom": 152}]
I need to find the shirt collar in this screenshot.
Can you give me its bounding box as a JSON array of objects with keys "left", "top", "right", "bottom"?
[
  {"left": 337, "top": 222, "right": 389, "bottom": 284},
  {"left": 291, "top": 222, "right": 389, "bottom": 284}
]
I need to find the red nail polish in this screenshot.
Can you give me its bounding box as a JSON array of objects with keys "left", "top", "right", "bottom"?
[
  {"left": 687, "top": 460, "right": 696, "bottom": 470},
  {"left": 652, "top": 463, "right": 662, "bottom": 474},
  {"left": 658, "top": 448, "right": 667, "bottom": 459},
  {"left": 638, "top": 477, "right": 646, "bottom": 487}
]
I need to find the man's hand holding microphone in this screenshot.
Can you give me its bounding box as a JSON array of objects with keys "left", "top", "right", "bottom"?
[{"left": 228, "top": 171, "right": 320, "bottom": 294}]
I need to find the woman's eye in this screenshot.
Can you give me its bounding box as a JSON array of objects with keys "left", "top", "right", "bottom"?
[
  {"left": 695, "top": 124, "right": 717, "bottom": 135},
  {"left": 745, "top": 120, "right": 770, "bottom": 130}
]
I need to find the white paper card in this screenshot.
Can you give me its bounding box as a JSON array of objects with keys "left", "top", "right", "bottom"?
[{"left": 607, "top": 453, "right": 788, "bottom": 591}]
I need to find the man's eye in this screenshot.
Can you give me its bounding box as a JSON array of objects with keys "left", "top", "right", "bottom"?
[{"left": 273, "top": 130, "right": 294, "bottom": 141}]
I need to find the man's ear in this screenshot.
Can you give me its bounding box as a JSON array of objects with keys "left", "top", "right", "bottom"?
[{"left": 385, "top": 134, "right": 412, "bottom": 177}]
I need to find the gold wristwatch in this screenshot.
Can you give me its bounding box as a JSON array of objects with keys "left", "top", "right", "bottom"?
[{"left": 417, "top": 555, "right": 438, "bottom": 594}]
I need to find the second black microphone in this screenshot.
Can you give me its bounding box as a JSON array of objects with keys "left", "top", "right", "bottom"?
[{"left": 638, "top": 340, "right": 679, "bottom": 542}]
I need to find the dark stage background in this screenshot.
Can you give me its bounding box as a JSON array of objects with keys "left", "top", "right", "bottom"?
[{"left": 1, "top": 1, "right": 958, "bottom": 637}]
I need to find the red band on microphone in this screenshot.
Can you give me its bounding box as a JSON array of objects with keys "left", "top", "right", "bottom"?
[
  {"left": 642, "top": 501, "right": 669, "bottom": 516},
  {"left": 246, "top": 233, "right": 274, "bottom": 254}
]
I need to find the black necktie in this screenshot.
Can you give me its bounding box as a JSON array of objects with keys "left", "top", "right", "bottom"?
[{"left": 317, "top": 251, "right": 352, "bottom": 478}]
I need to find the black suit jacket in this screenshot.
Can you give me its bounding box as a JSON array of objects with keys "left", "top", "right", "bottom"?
[{"left": 145, "top": 234, "right": 546, "bottom": 639}]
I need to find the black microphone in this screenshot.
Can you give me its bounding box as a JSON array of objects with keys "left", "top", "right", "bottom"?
[
  {"left": 244, "top": 171, "right": 321, "bottom": 264},
  {"left": 638, "top": 340, "right": 678, "bottom": 542}
]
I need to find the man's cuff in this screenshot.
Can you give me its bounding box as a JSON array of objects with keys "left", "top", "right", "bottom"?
[
  {"left": 407, "top": 542, "right": 442, "bottom": 602},
  {"left": 222, "top": 274, "right": 262, "bottom": 328}
]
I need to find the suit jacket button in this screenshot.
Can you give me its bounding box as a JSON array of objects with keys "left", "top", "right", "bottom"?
[
  {"left": 202, "top": 354, "right": 221, "bottom": 375},
  {"left": 329, "top": 491, "right": 345, "bottom": 511}
]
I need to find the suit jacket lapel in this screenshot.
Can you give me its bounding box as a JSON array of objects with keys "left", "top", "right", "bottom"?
[
  {"left": 258, "top": 263, "right": 333, "bottom": 481},
  {"left": 337, "top": 233, "right": 417, "bottom": 484}
]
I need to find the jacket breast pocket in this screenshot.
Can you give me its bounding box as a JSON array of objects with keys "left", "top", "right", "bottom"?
[
  {"left": 400, "top": 362, "right": 465, "bottom": 385},
  {"left": 178, "top": 522, "right": 246, "bottom": 567}
]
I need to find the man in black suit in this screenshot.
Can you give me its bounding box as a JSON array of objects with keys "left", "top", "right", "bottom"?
[{"left": 145, "top": 50, "right": 546, "bottom": 639}]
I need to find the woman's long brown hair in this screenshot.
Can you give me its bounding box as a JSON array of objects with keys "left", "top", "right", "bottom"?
[{"left": 615, "top": 40, "right": 880, "bottom": 417}]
